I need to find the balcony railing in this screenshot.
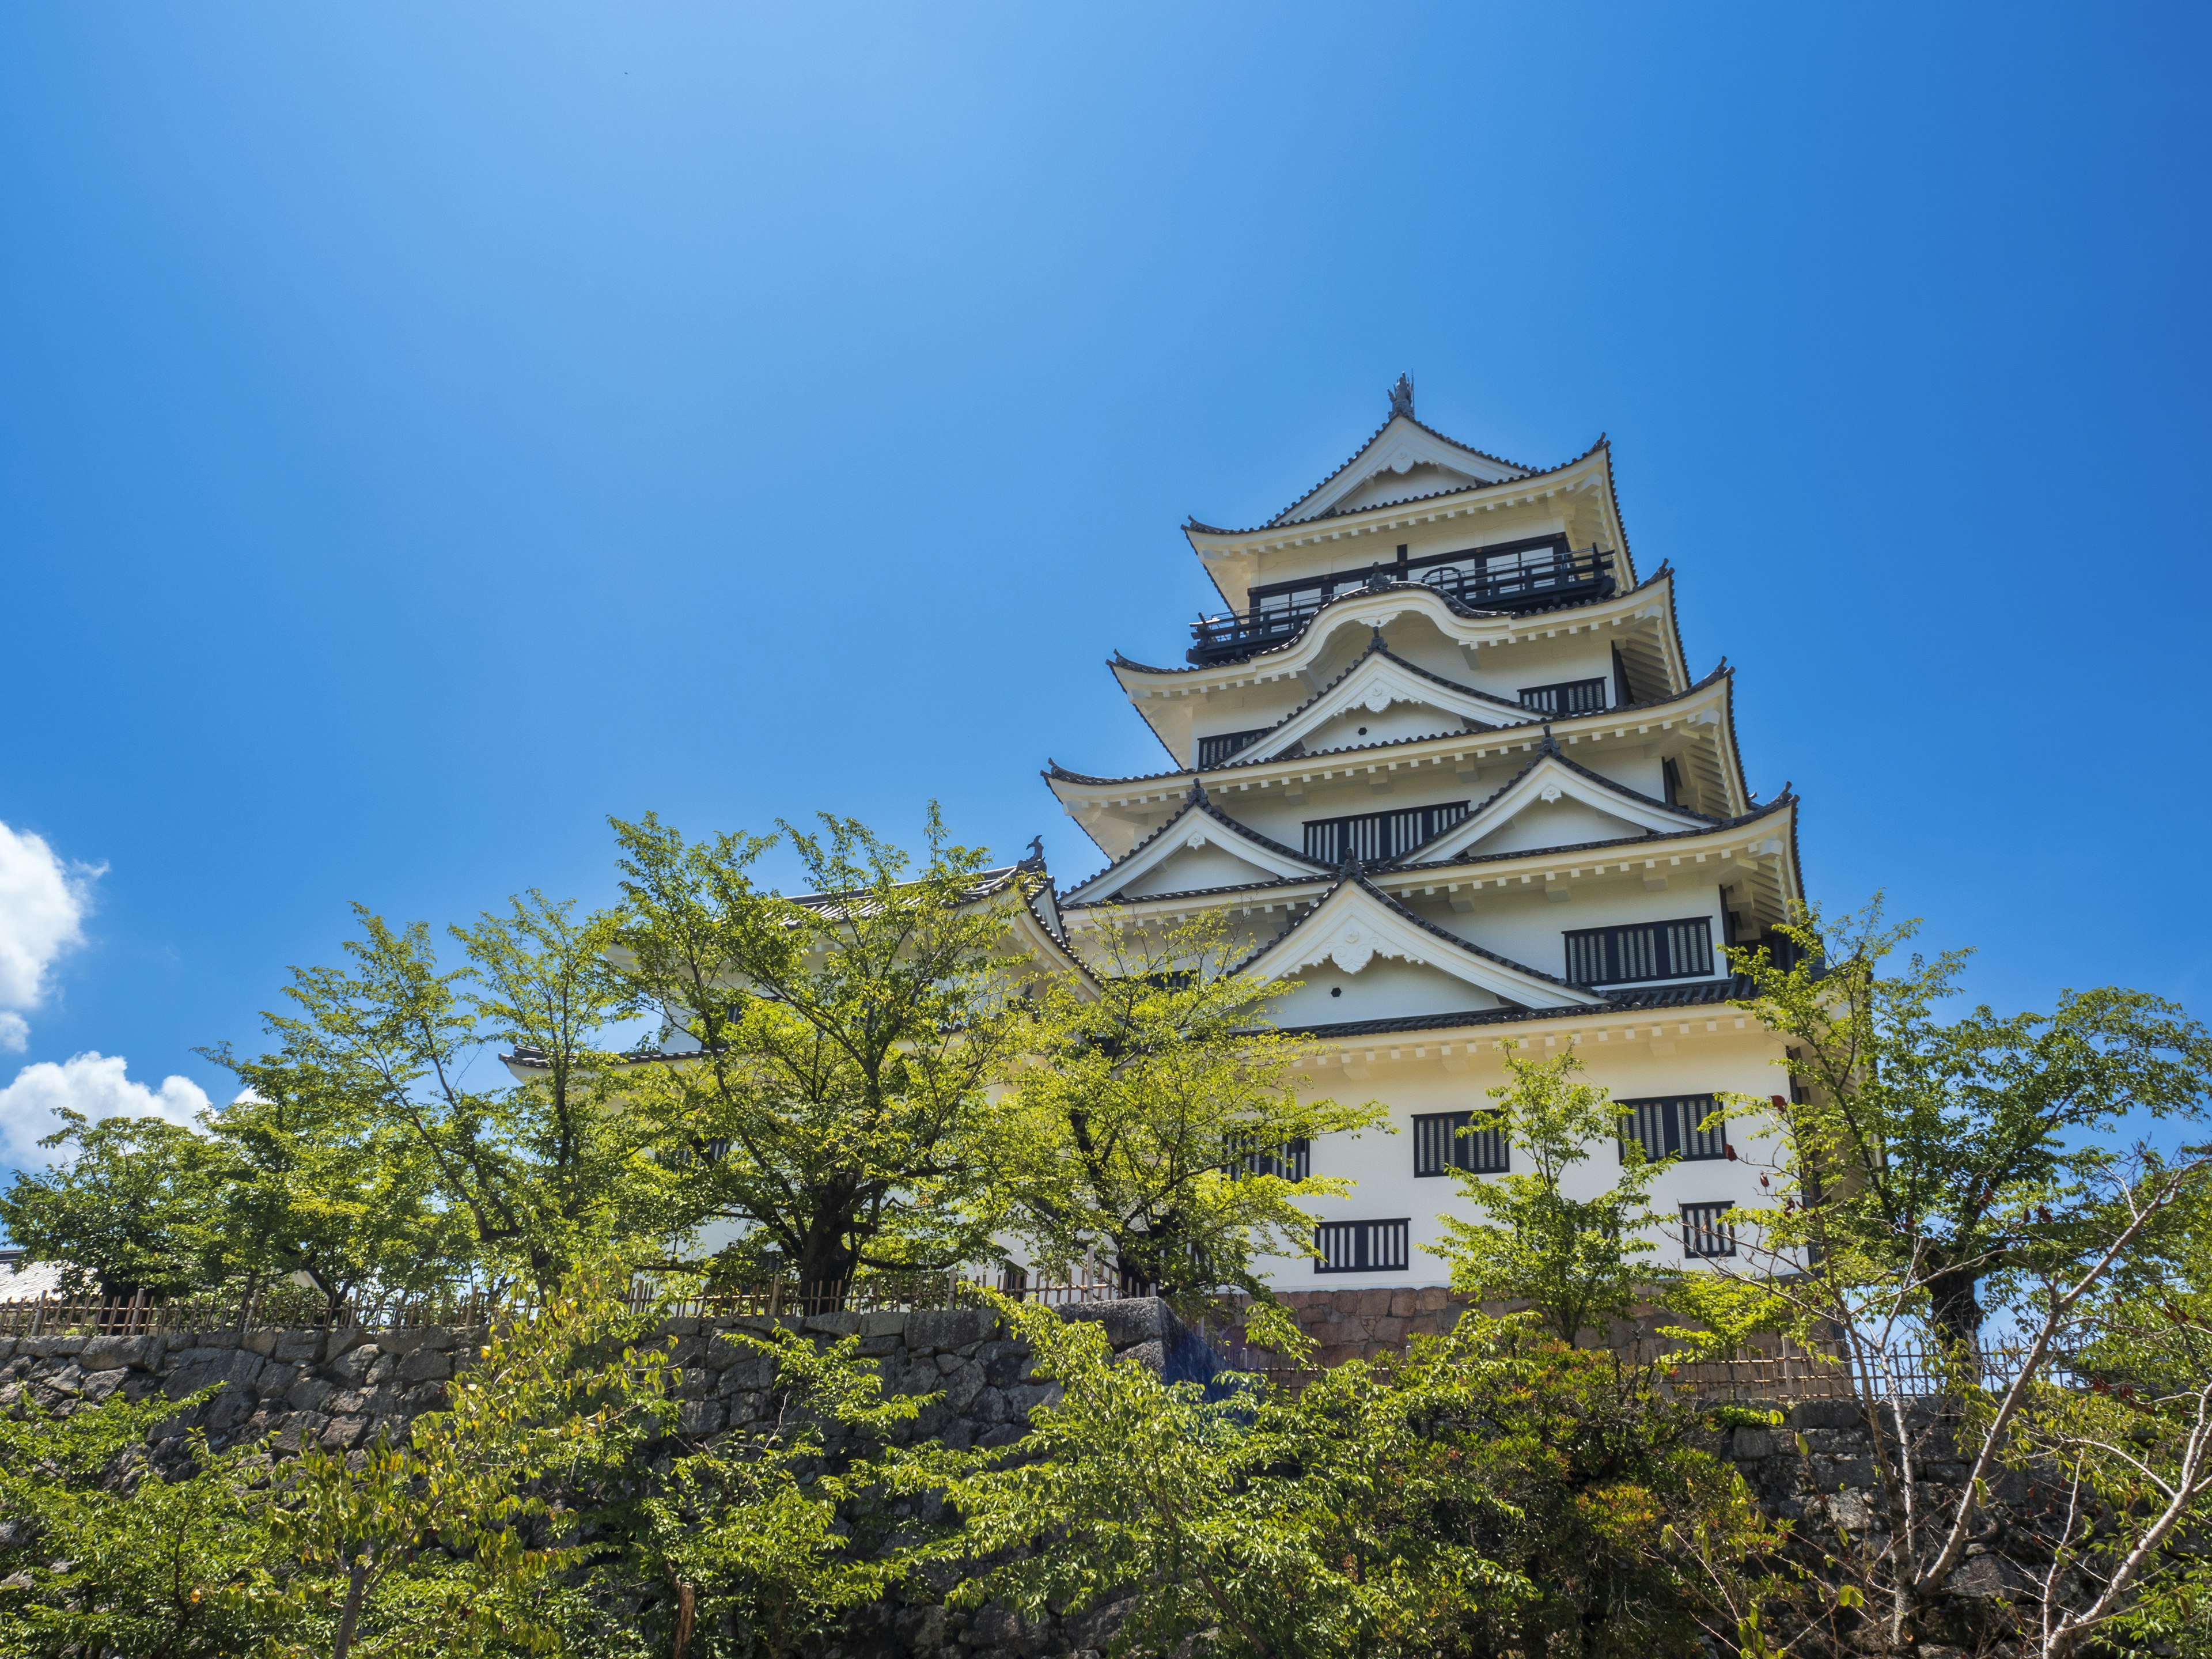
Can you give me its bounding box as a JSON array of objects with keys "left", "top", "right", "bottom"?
[
  {"left": 1187, "top": 541, "right": 1617, "bottom": 665},
  {"left": 1519, "top": 676, "right": 1608, "bottom": 717},
  {"left": 1196, "top": 727, "right": 1270, "bottom": 768}
]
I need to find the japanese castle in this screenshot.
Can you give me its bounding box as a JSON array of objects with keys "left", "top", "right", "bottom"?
[{"left": 1037, "top": 378, "right": 1801, "bottom": 1289}]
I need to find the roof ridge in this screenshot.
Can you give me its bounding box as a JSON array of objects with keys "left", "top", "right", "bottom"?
[
  {"left": 1257, "top": 412, "right": 1547, "bottom": 531},
  {"left": 1187, "top": 433, "right": 1608, "bottom": 540}
]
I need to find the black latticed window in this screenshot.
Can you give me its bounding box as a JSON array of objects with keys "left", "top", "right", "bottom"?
[
  {"left": 1563, "top": 916, "right": 1714, "bottom": 985},
  {"left": 1196, "top": 728, "right": 1270, "bottom": 768},
  {"left": 1412, "top": 1111, "right": 1509, "bottom": 1177},
  {"left": 1314, "top": 1218, "right": 1410, "bottom": 1274},
  {"left": 1302, "top": 801, "right": 1469, "bottom": 866},
  {"left": 1232, "top": 1137, "right": 1311, "bottom": 1181},
  {"left": 1618, "top": 1094, "right": 1727, "bottom": 1164},
  {"left": 1518, "top": 677, "right": 1608, "bottom": 717},
  {"left": 1681, "top": 1202, "right": 1736, "bottom": 1259}
]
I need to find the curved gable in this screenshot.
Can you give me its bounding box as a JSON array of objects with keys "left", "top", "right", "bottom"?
[
  {"left": 1245, "top": 643, "right": 1526, "bottom": 763},
  {"left": 1403, "top": 750, "right": 1711, "bottom": 864},
  {"left": 1274, "top": 414, "right": 1529, "bottom": 526},
  {"left": 1236, "top": 876, "right": 1607, "bottom": 1010},
  {"left": 1059, "top": 794, "right": 1327, "bottom": 907}
]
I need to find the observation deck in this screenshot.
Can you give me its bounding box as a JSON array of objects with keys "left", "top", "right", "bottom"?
[{"left": 1187, "top": 537, "right": 1618, "bottom": 666}]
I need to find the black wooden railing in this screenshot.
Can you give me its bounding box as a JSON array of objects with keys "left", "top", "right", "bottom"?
[
  {"left": 1187, "top": 542, "right": 1617, "bottom": 665},
  {"left": 1196, "top": 728, "right": 1270, "bottom": 768},
  {"left": 1518, "top": 676, "right": 1608, "bottom": 717},
  {"left": 1302, "top": 801, "right": 1469, "bottom": 866}
]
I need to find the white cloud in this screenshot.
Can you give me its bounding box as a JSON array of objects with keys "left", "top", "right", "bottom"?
[
  {"left": 0, "top": 1052, "right": 210, "bottom": 1171},
  {"left": 0, "top": 821, "right": 101, "bottom": 1050}
]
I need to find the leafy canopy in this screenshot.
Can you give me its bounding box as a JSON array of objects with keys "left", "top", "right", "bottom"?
[
  {"left": 997, "top": 908, "right": 1385, "bottom": 1309},
  {"left": 611, "top": 806, "right": 1032, "bottom": 1290},
  {"left": 1437, "top": 1046, "right": 1671, "bottom": 1347}
]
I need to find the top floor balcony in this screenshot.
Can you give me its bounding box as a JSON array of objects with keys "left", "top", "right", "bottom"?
[{"left": 1187, "top": 535, "right": 1617, "bottom": 665}]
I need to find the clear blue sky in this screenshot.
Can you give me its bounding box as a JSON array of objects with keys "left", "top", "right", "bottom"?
[{"left": 2, "top": 5, "right": 2207, "bottom": 1158}]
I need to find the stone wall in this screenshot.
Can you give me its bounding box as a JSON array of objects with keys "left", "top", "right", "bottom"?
[{"left": 0, "top": 1305, "right": 2047, "bottom": 1656}]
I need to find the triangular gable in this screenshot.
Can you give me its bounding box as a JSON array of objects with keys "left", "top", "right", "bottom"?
[
  {"left": 1402, "top": 752, "right": 1710, "bottom": 864},
  {"left": 1244, "top": 644, "right": 1527, "bottom": 763},
  {"left": 1059, "top": 796, "right": 1327, "bottom": 907},
  {"left": 1275, "top": 414, "right": 1529, "bottom": 527},
  {"left": 1236, "top": 877, "right": 1607, "bottom": 1008}
]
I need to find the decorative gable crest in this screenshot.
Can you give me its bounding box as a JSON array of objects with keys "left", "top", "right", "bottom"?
[{"left": 1238, "top": 877, "right": 1607, "bottom": 1008}]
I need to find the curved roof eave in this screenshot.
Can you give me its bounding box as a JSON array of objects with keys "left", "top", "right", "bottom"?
[
  {"left": 1387, "top": 740, "right": 1719, "bottom": 868},
  {"left": 1259, "top": 413, "right": 1542, "bottom": 529},
  {"left": 1060, "top": 656, "right": 1734, "bottom": 795},
  {"left": 1185, "top": 434, "right": 1609, "bottom": 543},
  {"left": 1226, "top": 873, "right": 1608, "bottom": 1007},
  {"left": 1056, "top": 793, "right": 1798, "bottom": 912},
  {"left": 1056, "top": 787, "right": 1330, "bottom": 907},
  {"left": 1228, "top": 632, "right": 1533, "bottom": 763},
  {"left": 1268, "top": 975, "right": 1750, "bottom": 1042}
]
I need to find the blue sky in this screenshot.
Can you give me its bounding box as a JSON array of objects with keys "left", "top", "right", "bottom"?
[{"left": 2, "top": 4, "right": 2208, "bottom": 1169}]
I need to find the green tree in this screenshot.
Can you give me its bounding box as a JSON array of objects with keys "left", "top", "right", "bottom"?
[
  {"left": 997, "top": 908, "right": 1385, "bottom": 1309},
  {"left": 0, "top": 1111, "right": 221, "bottom": 1298},
  {"left": 952, "top": 1297, "right": 1781, "bottom": 1659},
  {"left": 1732, "top": 895, "right": 2212, "bottom": 1348},
  {"left": 0, "top": 1389, "right": 310, "bottom": 1656},
  {"left": 603, "top": 1324, "right": 963, "bottom": 1659},
  {"left": 190, "top": 1056, "right": 471, "bottom": 1321},
  {"left": 249, "top": 891, "right": 661, "bottom": 1293},
  {"left": 1716, "top": 897, "right": 2212, "bottom": 1657},
  {"left": 1436, "top": 1046, "right": 1671, "bottom": 1346},
  {"left": 267, "top": 1263, "right": 677, "bottom": 1658},
  {"left": 610, "top": 808, "right": 1032, "bottom": 1299}
]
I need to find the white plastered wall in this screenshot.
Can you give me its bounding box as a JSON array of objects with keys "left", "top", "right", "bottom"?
[{"left": 1251, "top": 1024, "right": 1788, "bottom": 1290}]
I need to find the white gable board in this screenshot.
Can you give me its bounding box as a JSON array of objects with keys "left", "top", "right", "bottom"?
[{"left": 1276, "top": 415, "right": 1526, "bottom": 527}]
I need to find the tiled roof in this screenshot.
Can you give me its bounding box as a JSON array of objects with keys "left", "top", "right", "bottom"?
[
  {"left": 1186, "top": 433, "right": 1601, "bottom": 539},
  {"left": 1271, "top": 975, "right": 1750, "bottom": 1041},
  {"left": 1052, "top": 655, "right": 1732, "bottom": 794},
  {"left": 1222, "top": 872, "right": 1596, "bottom": 1003},
  {"left": 1058, "top": 786, "right": 1328, "bottom": 904},
  {"left": 1382, "top": 737, "right": 1720, "bottom": 868},
  {"left": 1214, "top": 630, "right": 1530, "bottom": 762},
  {"left": 1108, "top": 559, "right": 1675, "bottom": 679},
  {"left": 789, "top": 854, "right": 1046, "bottom": 922},
  {"left": 1056, "top": 791, "right": 1796, "bottom": 911}
]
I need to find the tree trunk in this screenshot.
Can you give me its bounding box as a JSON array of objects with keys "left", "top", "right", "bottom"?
[
  {"left": 332, "top": 1555, "right": 370, "bottom": 1659},
  {"left": 1925, "top": 1252, "right": 1985, "bottom": 1351},
  {"left": 670, "top": 1580, "right": 696, "bottom": 1659},
  {"left": 795, "top": 1220, "right": 859, "bottom": 1313}
]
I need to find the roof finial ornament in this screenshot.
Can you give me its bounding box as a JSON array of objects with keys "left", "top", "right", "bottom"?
[
  {"left": 1388, "top": 372, "right": 1415, "bottom": 420},
  {"left": 1021, "top": 835, "right": 1045, "bottom": 869}
]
